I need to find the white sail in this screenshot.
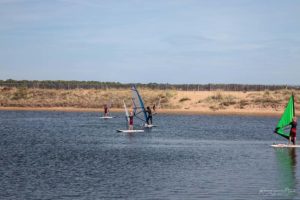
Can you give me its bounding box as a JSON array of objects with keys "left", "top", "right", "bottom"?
[{"left": 123, "top": 100, "right": 129, "bottom": 123}]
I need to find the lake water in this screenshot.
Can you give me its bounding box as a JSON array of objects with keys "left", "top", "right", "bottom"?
[{"left": 0, "top": 111, "right": 299, "bottom": 200}]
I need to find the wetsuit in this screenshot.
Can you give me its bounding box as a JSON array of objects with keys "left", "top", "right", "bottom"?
[
  {"left": 290, "top": 121, "right": 297, "bottom": 144},
  {"left": 129, "top": 115, "right": 133, "bottom": 126},
  {"left": 146, "top": 108, "right": 152, "bottom": 125},
  {"left": 104, "top": 106, "right": 108, "bottom": 115}
]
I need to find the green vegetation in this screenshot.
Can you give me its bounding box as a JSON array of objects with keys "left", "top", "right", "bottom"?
[
  {"left": 0, "top": 85, "right": 299, "bottom": 112},
  {"left": 179, "top": 97, "right": 191, "bottom": 102},
  {"left": 204, "top": 91, "right": 237, "bottom": 110},
  {"left": 0, "top": 88, "right": 175, "bottom": 109},
  {"left": 11, "top": 87, "right": 28, "bottom": 100},
  {"left": 0, "top": 79, "right": 299, "bottom": 91},
  {"left": 236, "top": 100, "right": 249, "bottom": 109}
]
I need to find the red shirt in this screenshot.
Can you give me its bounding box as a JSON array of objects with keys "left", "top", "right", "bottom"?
[
  {"left": 291, "top": 121, "right": 297, "bottom": 137},
  {"left": 129, "top": 116, "right": 133, "bottom": 125}
]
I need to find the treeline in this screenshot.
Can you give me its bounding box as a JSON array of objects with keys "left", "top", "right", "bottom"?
[{"left": 0, "top": 79, "right": 299, "bottom": 91}]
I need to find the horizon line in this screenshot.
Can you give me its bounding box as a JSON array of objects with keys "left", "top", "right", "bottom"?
[{"left": 1, "top": 79, "right": 300, "bottom": 87}]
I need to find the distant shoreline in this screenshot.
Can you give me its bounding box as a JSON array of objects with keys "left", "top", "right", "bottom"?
[
  {"left": 0, "top": 106, "right": 283, "bottom": 117},
  {"left": 0, "top": 87, "right": 297, "bottom": 117}
]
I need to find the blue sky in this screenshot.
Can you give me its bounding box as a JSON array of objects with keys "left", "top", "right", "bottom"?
[{"left": 0, "top": 0, "right": 299, "bottom": 84}]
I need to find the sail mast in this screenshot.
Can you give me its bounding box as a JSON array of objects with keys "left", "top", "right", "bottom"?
[
  {"left": 123, "top": 100, "right": 130, "bottom": 129},
  {"left": 292, "top": 94, "right": 295, "bottom": 116}
]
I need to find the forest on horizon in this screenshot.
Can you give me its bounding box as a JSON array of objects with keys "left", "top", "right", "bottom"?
[{"left": 0, "top": 79, "right": 299, "bottom": 91}]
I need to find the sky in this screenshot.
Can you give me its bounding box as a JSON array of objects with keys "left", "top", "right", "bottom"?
[{"left": 0, "top": 0, "right": 300, "bottom": 84}]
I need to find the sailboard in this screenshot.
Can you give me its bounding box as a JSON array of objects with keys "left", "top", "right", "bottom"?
[
  {"left": 117, "top": 130, "right": 144, "bottom": 133},
  {"left": 144, "top": 124, "right": 158, "bottom": 128},
  {"left": 99, "top": 116, "right": 114, "bottom": 119},
  {"left": 273, "top": 95, "right": 296, "bottom": 147},
  {"left": 117, "top": 100, "right": 144, "bottom": 133},
  {"left": 271, "top": 144, "right": 300, "bottom": 148},
  {"left": 131, "top": 85, "right": 156, "bottom": 128}
]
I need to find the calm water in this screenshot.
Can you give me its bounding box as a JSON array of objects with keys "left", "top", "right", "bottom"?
[{"left": 0, "top": 111, "right": 299, "bottom": 200}]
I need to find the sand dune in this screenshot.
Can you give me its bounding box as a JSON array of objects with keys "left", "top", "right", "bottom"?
[{"left": 0, "top": 87, "right": 299, "bottom": 116}]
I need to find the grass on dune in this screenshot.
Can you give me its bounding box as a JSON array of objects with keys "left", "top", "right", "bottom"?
[{"left": 0, "top": 87, "right": 299, "bottom": 112}]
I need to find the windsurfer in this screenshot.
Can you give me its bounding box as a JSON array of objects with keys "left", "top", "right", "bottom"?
[
  {"left": 289, "top": 117, "right": 297, "bottom": 145},
  {"left": 129, "top": 111, "right": 134, "bottom": 130},
  {"left": 104, "top": 104, "right": 109, "bottom": 116},
  {"left": 146, "top": 106, "right": 152, "bottom": 125}
]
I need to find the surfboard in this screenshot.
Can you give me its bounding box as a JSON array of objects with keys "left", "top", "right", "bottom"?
[
  {"left": 99, "top": 116, "right": 114, "bottom": 119},
  {"left": 271, "top": 144, "right": 300, "bottom": 148},
  {"left": 144, "top": 124, "right": 157, "bottom": 128},
  {"left": 117, "top": 130, "right": 144, "bottom": 133}
]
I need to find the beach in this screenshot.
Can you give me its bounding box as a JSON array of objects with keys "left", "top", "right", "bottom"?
[{"left": 0, "top": 106, "right": 285, "bottom": 117}]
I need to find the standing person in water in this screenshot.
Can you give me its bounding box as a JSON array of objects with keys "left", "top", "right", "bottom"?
[
  {"left": 104, "top": 104, "right": 109, "bottom": 117},
  {"left": 289, "top": 117, "right": 297, "bottom": 145},
  {"left": 146, "top": 106, "right": 152, "bottom": 125},
  {"left": 128, "top": 111, "right": 134, "bottom": 130}
]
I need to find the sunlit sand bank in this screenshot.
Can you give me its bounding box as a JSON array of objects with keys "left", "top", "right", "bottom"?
[
  {"left": 0, "top": 106, "right": 284, "bottom": 117},
  {"left": 0, "top": 88, "right": 299, "bottom": 117}
]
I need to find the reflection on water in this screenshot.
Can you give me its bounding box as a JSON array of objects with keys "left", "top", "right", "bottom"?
[{"left": 274, "top": 148, "right": 297, "bottom": 198}]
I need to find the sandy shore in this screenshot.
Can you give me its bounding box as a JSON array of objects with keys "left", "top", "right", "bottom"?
[
  {"left": 1, "top": 88, "right": 298, "bottom": 117},
  {"left": 0, "top": 106, "right": 285, "bottom": 117}
]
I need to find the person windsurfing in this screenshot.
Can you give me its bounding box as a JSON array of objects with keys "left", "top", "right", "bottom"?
[
  {"left": 129, "top": 111, "right": 134, "bottom": 130},
  {"left": 146, "top": 106, "right": 152, "bottom": 125},
  {"left": 104, "top": 104, "right": 109, "bottom": 117},
  {"left": 289, "top": 117, "right": 297, "bottom": 145}
]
